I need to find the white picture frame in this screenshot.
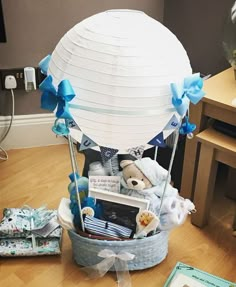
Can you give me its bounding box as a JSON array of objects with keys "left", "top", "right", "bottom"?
[
  {"left": 89, "top": 188, "right": 150, "bottom": 210},
  {"left": 89, "top": 188, "right": 150, "bottom": 231}
]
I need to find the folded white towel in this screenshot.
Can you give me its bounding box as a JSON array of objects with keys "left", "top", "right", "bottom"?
[
  {"left": 159, "top": 196, "right": 195, "bottom": 230},
  {"left": 57, "top": 198, "right": 75, "bottom": 230}
]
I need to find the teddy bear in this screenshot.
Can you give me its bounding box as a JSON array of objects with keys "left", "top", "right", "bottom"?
[
  {"left": 119, "top": 157, "right": 195, "bottom": 232},
  {"left": 120, "top": 157, "right": 178, "bottom": 213}
]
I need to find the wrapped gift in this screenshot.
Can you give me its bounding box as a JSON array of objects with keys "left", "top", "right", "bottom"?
[{"left": 0, "top": 206, "right": 62, "bottom": 257}]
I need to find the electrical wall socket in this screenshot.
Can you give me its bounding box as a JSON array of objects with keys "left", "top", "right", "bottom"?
[
  {"left": 0, "top": 68, "right": 46, "bottom": 90},
  {"left": 0, "top": 68, "right": 25, "bottom": 89}
]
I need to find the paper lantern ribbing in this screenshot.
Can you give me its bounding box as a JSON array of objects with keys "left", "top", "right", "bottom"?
[{"left": 48, "top": 10, "right": 192, "bottom": 151}]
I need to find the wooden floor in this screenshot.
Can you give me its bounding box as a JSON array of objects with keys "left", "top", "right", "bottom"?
[{"left": 0, "top": 144, "right": 235, "bottom": 286}]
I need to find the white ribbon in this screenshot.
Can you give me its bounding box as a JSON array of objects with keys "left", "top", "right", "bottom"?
[
  {"left": 69, "top": 103, "right": 175, "bottom": 116},
  {"left": 21, "top": 205, "right": 54, "bottom": 251},
  {"left": 30, "top": 214, "right": 37, "bottom": 250},
  {"left": 81, "top": 249, "right": 135, "bottom": 287}
]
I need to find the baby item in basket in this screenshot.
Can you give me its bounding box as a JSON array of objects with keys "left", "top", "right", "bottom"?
[
  {"left": 83, "top": 215, "right": 134, "bottom": 239},
  {"left": 68, "top": 172, "right": 89, "bottom": 201},
  {"left": 119, "top": 157, "right": 195, "bottom": 231},
  {"left": 158, "top": 196, "right": 196, "bottom": 230},
  {"left": 88, "top": 161, "right": 109, "bottom": 176},
  {"left": 68, "top": 172, "right": 89, "bottom": 229},
  {"left": 58, "top": 197, "right": 100, "bottom": 230},
  {"left": 81, "top": 197, "right": 102, "bottom": 218},
  {"left": 57, "top": 197, "right": 75, "bottom": 230},
  {"left": 135, "top": 210, "right": 160, "bottom": 238},
  {"left": 81, "top": 207, "right": 95, "bottom": 217},
  {"left": 119, "top": 158, "right": 178, "bottom": 214}
]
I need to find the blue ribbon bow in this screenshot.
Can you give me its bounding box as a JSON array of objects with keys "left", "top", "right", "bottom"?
[
  {"left": 38, "top": 54, "right": 51, "bottom": 75},
  {"left": 171, "top": 73, "right": 205, "bottom": 116},
  {"left": 39, "top": 75, "right": 75, "bottom": 119}
]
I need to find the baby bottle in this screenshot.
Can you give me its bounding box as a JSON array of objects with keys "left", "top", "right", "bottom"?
[{"left": 88, "top": 161, "right": 109, "bottom": 176}]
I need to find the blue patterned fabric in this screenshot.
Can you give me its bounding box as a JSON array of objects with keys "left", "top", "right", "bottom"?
[{"left": 84, "top": 215, "right": 133, "bottom": 239}]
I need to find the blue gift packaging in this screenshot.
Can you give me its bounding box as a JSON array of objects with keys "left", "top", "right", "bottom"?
[{"left": 0, "top": 206, "right": 62, "bottom": 257}]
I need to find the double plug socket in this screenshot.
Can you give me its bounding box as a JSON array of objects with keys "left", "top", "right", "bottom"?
[{"left": 0, "top": 68, "right": 46, "bottom": 90}]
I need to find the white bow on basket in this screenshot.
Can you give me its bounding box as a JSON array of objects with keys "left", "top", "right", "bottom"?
[{"left": 81, "top": 249, "right": 135, "bottom": 287}]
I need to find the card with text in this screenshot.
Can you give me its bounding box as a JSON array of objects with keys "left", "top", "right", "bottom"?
[{"left": 89, "top": 176, "right": 120, "bottom": 193}]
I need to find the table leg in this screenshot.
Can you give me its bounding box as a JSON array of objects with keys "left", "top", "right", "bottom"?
[
  {"left": 180, "top": 138, "right": 199, "bottom": 199},
  {"left": 180, "top": 102, "right": 208, "bottom": 199},
  {"left": 191, "top": 144, "right": 218, "bottom": 227},
  {"left": 225, "top": 168, "right": 236, "bottom": 200},
  {"left": 233, "top": 207, "right": 236, "bottom": 236}
]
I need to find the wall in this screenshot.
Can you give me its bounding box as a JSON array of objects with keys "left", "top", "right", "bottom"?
[
  {"left": 1, "top": 1, "right": 234, "bottom": 115},
  {"left": 164, "top": 0, "right": 234, "bottom": 76},
  {"left": 0, "top": 0, "right": 164, "bottom": 116}
]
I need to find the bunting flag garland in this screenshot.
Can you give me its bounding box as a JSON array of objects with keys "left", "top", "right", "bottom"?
[
  {"left": 127, "top": 145, "right": 145, "bottom": 159},
  {"left": 163, "top": 115, "right": 180, "bottom": 131},
  {"left": 67, "top": 119, "right": 81, "bottom": 131},
  {"left": 148, "top": 132, "right": 166, "bottom": 147},
  {"left": 100, "top": 146, "right": 119, "bottom": 163},
  {"left": 79, "top": 134, "right": 97, "bottom": 151}
]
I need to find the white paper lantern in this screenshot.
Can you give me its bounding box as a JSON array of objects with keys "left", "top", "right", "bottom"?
[{"left": 48, "top": 10, "right": 192, "bottom": 151}]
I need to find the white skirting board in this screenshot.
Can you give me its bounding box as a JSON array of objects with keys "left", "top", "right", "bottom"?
[{"left": 0, "top": 114, "right": 67, "bottom": 150}]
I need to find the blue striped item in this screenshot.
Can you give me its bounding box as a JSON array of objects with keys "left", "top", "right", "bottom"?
[{"left": 84, "top": 215, "right": 133, "bottom": 239}]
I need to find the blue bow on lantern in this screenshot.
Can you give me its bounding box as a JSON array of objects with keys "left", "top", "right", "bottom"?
[
  {"left": 38, "top": 54, "right": 51, "bottom": 75},
  {"left": 171, "top": 73, "right": 205, "bottom": 116},
  {"left": 39, "top": 75, "right": 75, "bottom": 119}
]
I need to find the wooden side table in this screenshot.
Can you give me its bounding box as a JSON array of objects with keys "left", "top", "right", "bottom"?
[
  {"left": 191, "top": 128, "right": 236, "bottom": 227},
  {"left": 180, "top": 68, "right": 236, "bottom": 200}
]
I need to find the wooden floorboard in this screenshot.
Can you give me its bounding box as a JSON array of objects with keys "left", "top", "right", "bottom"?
[{"left": 0, "top": 144, "right": 235, "bottom": 286}]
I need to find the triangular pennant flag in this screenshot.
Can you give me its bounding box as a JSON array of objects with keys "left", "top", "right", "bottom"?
[
  {"left": 148, "top": 132, "right": 166, "bottom": 147},
  {"left": 164, "top": 115, "right": 179, "bottom": 130},
  {"left": 79, "top": 134, "right": 97, "bottom": 151},
  {"left": 100, "top": 146, "right": 119, "bottom": 163},
  {"left": 67, "top": 119, "right": 81, "bottom": 131},
  {"left": 127, "top": 145, "right": 145, "bottom": 159}
]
